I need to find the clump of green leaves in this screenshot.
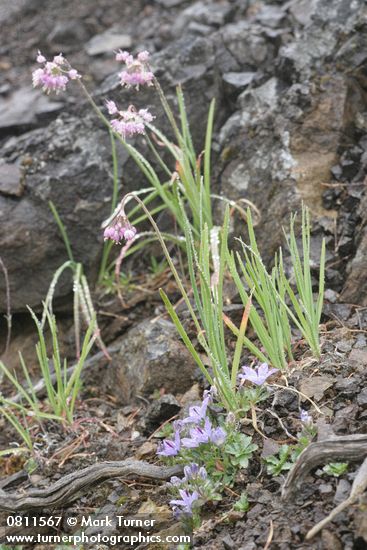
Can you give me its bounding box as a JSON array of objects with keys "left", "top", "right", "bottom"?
[
  {"left": 233, "top": 492, "right": 250, "bottom": 512},
  {"left": 323, "top": 462, "right": 348, "bottom": 477},
  {"left": 264, "top": 445, "right": 294, "bottom": 476},
  {"left": 225, "top": 433, "right": 258, "bottom": 471}
]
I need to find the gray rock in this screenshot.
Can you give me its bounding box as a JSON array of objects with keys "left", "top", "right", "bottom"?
[
  {"left": 220, "top": 21, "right": 275, "bottom": 69},
  {"left": 0, "top": 87, "right": 63, "bottom": 131},
  {"left": 0, "top": 115, "right": 113, "bottom": 311},
  {"left": 334, "top": 478, "right": 351, "bottom": 504},
  {"left": 154, "top": 0, "right": 186, "bottom": 6},
  {"left": 357, "top": 388, "right": 367, "bottom": 408},
  {"left": 0, "top": 0, "right": 29, "bottom": 24},
  {"left": 0, "top": 163, "right": 24, "bottom": 197},
  {"left": 319, "top": 483, "right": 333, "bottom": 494},
  {"left": 47, "top": 20, "right": 89, "bottom": 47},
  {"left": 173, "top": 1, "right": 233, "bottom": 35},
  {"left": 102, "top": 319, "right": 198, "bottom": 404},
  {"left": 286, "top": 0, "right": 318, "bottom": 26},
  {"left": 85, "top": 29, "right": 132, "bottom": 56},
  {"left": 222, "top": 72, "right": 256, "bottom": 89},
  {"left": 254, "top": 5, "right": 286, "bottom": 28},
  {"left": 140, "top": 394, "right": 181, "bottom": 434}
]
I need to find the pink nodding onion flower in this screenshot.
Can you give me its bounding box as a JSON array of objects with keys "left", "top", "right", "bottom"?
[
  {"left": 115, "top": 50, "right": 154, "bottom": 90},
  {"left": 102, "top": 197, "right": 138, "bottom": 245},
  {"left": 32, "top": 51, "right": 80, "bottom": 94},
  {"left": 106, "top": 101, "right": 154, "bottom": 140}
]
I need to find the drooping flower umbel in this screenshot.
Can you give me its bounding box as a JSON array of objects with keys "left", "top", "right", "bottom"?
[
  {"left": 116, "top": 50, "right": 154, "bottom": 90},
  {"left": 102, "top": 201, "right": 137, "bottom": 245},
  {"left": 239, "top": 362, "right": 278, "bottom": 386},
  {"left": 32, "top": 51, "right": 80, "bottom": 94},
  {"left": 106, "top": 101, "right": 154, "bottom": 140}
]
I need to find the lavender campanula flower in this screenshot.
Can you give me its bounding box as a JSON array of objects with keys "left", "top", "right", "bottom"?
[
  {"left": 210, "top": 425, "right": 227, "bottom": 446},
  {"left": 170, "top": 489, "right": 199, "bottom": 518},
  {"left": 182, "top": 394, "right": 210, "bottom": 425},
  {"left": 157, "top": 429, "right": 181, "bottom": 457},
  {"left": 239, "top": 363, "right": 278, "bottom": 386},
  {"left": 300, "top": 409, "right": 312, "bottom": 424},
  {"left": 182, "top": 418, "right": 226, "bottom": 448},
  {"left": 169, "top": 476, "right": 182, "bottom": 487},
  {"left": 116, "top": 50, "right": 154, "bottom": 90},
  {"left": 32, "top": 51, "right": 80, "bottom": 94},
  {"left": 183, "top": 463, "right": 207, "bottom": 482},
  {"left": 107, "top": 103, "right": 154, "bottom": 140}
]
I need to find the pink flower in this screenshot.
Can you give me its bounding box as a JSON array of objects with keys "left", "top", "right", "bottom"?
[
  {"left": 115, "top": 50, "right": 132, "bottom": 63},
  {"left": 108, "top": 103, "right": 154, "bottom": 140},
  {"left": 68, "top": 69, "right": 80, "bottom": 80},
  {"left": 116, "top": 50, "right": 154, "bottom": 90},
  {"left": 137, "top": 50, "right": 150, "bottom": 62},
  {"left": 124, "top": 226, "right": 137, "bottom": 241},
  {"left": 32, "top": 51, "right": 79, "bottom": 95},
  {"left": 106, "top": 99, "right": 118, "bottom": 115},
  {"left": 53, "top": 54, "right": 65, "bottom": 65},
  {"left": 138, "top": 108, "right": 154, "bottom": 123},
  {"left": 103, "top": 219, "right": 137, "bottom": 245},
  {"left": 37, "top": 50, "right": 46, "bottom": 63}
]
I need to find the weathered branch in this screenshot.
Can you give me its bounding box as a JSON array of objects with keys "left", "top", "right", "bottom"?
[
  {"left": 0, "top": 459, "right": 182, "bottom": 511},
  {"left": 282, "top": 434, "right": 367, "bottom": 500}
]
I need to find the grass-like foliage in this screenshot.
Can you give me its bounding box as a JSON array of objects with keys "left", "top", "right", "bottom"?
[
  {"left": 228, "top": 205, "right": 325, "bottom": 369},
  {"left": 0, "top": 261, "right": 100, "bottom": 451},
  {"left": 160, "top": 205, "right": 248, "bottom": 412},
  {"left": 226, "top": 209, "right": 292, "bottom": 371},
  {"left": 282, "top": 206, "right": 325, "bottom": 358},
  {"left": 0, "top": 303, "right": 96, "bottom": 449}
]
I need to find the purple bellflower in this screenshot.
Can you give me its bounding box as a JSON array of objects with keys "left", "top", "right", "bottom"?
[
  {"left": 183, "top": 463, "right": 207, "bottom": 481},
  {"left": 157, "top": 428, "right": 181, "bottom": 457},
  {"left": 170, "top": 489, "right": 199, "bottom": 518},
  {"left": 182, "top": 418, "right": 226, "bottom": 448},
  {"left": 182, "top": 394, "right": 210, "bottom": 425},
  {"left": 300, "top": 409, "right": 312, "bottom": 424},
  {"left": 239, "top": 363, "right": 278, "bottom": 386}
]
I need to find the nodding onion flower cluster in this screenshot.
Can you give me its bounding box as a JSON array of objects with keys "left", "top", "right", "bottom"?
[
  {"left": 32, "top": 48, "right": 157, "bottom": 245},
  {"left": 32, "top": 51, "right": 80, "bottom": 94},
  {"left": 116, "top": 49, "right": 154, "bottom": 89},
  {"left": 32, "top": 49, "right": 155, "bottom": 138},
  {"left": 103, "top": 208, "right": 137, "bottom": 245},
  {"left": 106, "top": 101, "right": 154, "bottom": 140}
]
